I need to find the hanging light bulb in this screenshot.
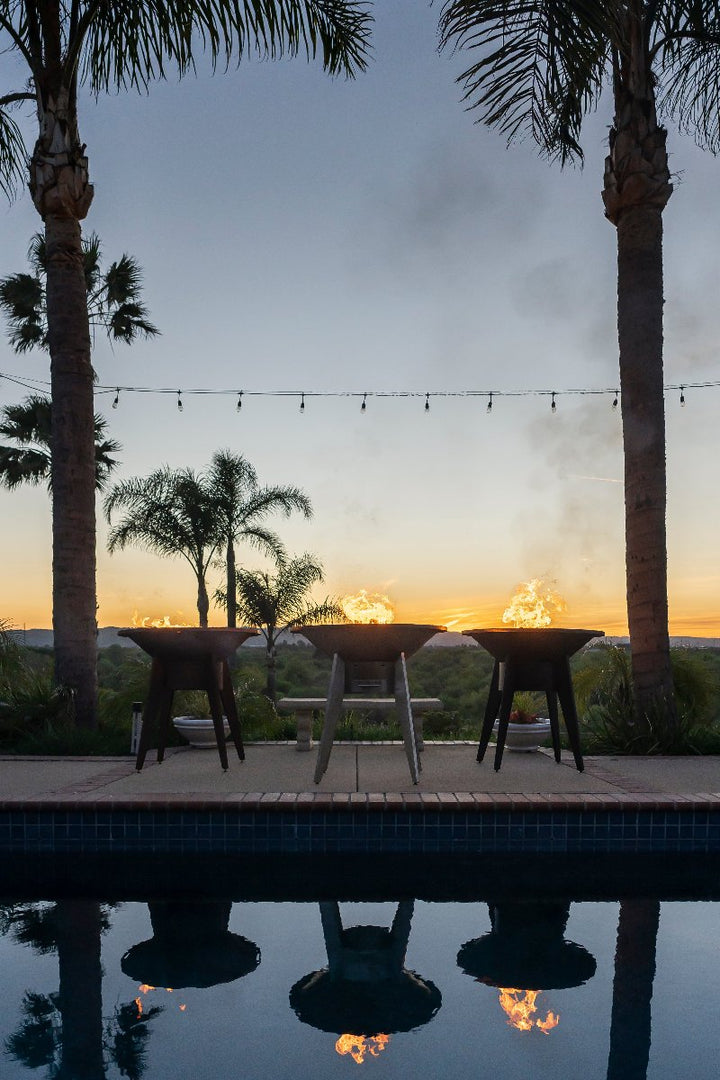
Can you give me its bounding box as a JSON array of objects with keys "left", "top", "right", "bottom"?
[
  {"left": 424, "top": 392, "right": 430, "bottom": 412},
  {"left": 486, "top": 392, "right": 493, "bottom": 414},
  {"left": 236, "top": 392, "right": 243, "bottom": 412},
  {"left": 300, "top": 392, "right": 305, "bottom": 413},
  {"left": 177, "top": 391, "right": 183, "bottom": 412},
  {"left": 361, "top": 393, "right": 367, "bottom": 413},
  {"left": 112, "top": 389, "right": 120, "bottom": 409},
  {"left": 680, "top": 386, "right": 686, "bottom": 407},
  {"left": 612, "top": 390, "right": 618, "bottom": 409},
  {"left": 551, "top": 392, "right": 557, "bottom": 413}
]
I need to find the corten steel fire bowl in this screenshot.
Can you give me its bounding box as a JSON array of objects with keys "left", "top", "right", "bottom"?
[
  {"left": 294, "top": 623, "right": 445, "bottom": 662},
  {"left": 461, "top": 627, "right": 604, "bottom": 660},
  {"left": 118, "top": 626, "right": 258, "bottom": 657}
]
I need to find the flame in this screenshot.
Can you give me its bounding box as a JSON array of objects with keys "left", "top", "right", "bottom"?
[
  {"left": 340, "top": 590, "right": 395, "bottom": 625},
  {"left": 336, "top": 1033, "right": 390, "bottom": 1063},
  {"left": 497, "top": 988, "right": 559, "bottom": 1034},
  {"left": 501, "top": 579, "right": 566, "bottom": 628},
  {"left": 131, "top": 611, "right": 190, "bottom": 628}
]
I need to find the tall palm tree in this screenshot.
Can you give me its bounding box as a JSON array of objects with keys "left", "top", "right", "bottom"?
[
  {"left": 0, "top": 231, "right": 158, "bottom": 354},
  {"left": 207, "top": 450, "right": 313, "bottom": 628},
  {"left": 0, "top": 394, "right": 120, "bottom": 491},
  {"left": 104, "top": 466, "right": 221, "bottom": 627},
  {"left": 215, "top": 553, "right": 343, "bottom": 698},
  {"left": 0, "top": 2, "right": 372, "bottom": 729},
  {"left": 437, "top": 1, "right": 720, "bottom": 719}
]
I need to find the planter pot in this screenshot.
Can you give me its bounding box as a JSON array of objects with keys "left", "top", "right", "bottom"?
[
  {"left": 493, "top": 719, "right": 551, "bottom": 753},
  {"left": 172, "top": 716, "right": 230, "bottom": 748}
]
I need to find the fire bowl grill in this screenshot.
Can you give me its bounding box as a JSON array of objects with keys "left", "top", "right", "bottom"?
[
  {"left": 294, "top": 624, "right": 446, "bottom": 785},
  {"left": 462, "top": 627, "right": 604, "bottom": 773},
  {"left": 118, "top": 626, "right": 259, "bottom": 771}
]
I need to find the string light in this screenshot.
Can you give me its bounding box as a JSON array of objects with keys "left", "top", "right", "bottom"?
[
  {"left": 361, "top": 393, "right": 367, "bottom": 412},
  {"left": 612, "top": 390, "right": 618, "bottom": 409},
  {"left": 177, "top": 391, "right": 183, "bottom": 412},
  {"left": 680, "top": 386, "right": 686, "bottom": 407},
  {"left": 486, "top": 392, "right": 493, "bottom": 414},
  {"left": 424, "top": 392, "right": 430, "bottom": 412},
  {"left": 300, "top": 392, "right": 305, "bottom": 413},
  {"left": 551, "top": 392, "right": 557, "bottom": 413},
  {"left": 236, "top": 391, "right": 243, "bottom": 412},
  {"left": 112, "top": 389, "right": 120, "bottom": 409}
]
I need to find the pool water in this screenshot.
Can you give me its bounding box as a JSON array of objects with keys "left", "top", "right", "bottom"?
[{"left": 0, "top": 894, "right": 718, "bottom": 1079}]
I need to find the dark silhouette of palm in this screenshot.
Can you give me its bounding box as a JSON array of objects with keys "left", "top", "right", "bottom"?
[{"left": 438, "top": 1, "right": 720, "bottom": 718}]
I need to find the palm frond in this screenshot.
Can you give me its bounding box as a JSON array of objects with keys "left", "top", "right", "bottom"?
[
  {"left": 656, "top": 11, "right": 720, "bottom": 151},
  {"left": 0, "top": 104, "right": 27, "bottom": 202},
  {"left": 80, "top": 0, "right": 372, "bottom": 93},
  {"left": 0, "top": 272, "right": 45, "bottom": 352},
  {"left": 438, "top": 0, "right": 613, "bottom": 162},
  {"left": 0, "top": 445, "right": 51, "bottom": 488}
]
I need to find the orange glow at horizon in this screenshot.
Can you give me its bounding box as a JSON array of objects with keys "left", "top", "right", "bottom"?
[
  {"left": 335, "top": 1033, "right": 390, "bottom": 1063},
  {"left": 497, "top": 988, "right": 559, "bottom": 1034}
]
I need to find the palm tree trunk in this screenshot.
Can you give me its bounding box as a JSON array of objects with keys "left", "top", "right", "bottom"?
[
  {"left": 603, "top": 22, "right": 676, "bottom": 721},
  {"left": 607, "top": 900, "right": 660, "bottom": 1080},
  {"left": 265, "top": 641, "right": 277, "bottom": 701},
  {"left": 34, "top": 103, "right": 98, "bottom": 727},
  {"left": 225, "top": 538, "right": 237, "bottom": 627},
  {"left": 197, "top": 576, "right": 210, "bottom": 627},
  {"left": 55, "top": 901, "right": 105, "bottom": 1080}
]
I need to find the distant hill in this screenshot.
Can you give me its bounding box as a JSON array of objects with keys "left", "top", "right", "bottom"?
[{"left": 9, "top": 627, "right": 720, "bottom": 650}]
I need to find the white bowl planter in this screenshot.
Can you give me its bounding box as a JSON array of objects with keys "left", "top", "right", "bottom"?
[
  {"left": 172, "top": 715, "right": 230, "bottom": 748},
  {"left": 493, "top": 718, "right": 552, "bottom": 752}
]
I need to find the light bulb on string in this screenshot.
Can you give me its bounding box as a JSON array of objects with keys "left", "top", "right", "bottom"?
[
  {"left": 361, "top": 393, "right": 367, "bottom": 413},
  {"left": 486, "top": 392, "right": 493, "bottom": 414},
  {"left": 112, "top": 389, "right": 120, "bottom": 409},
  {"left": 551, "top": 392, "right": 557, "bottom": 413},
  {"left": 424, "top": 392, "right": 430, "bottom": 412},
  {"left": 612, "top": 390, "right": 618, "bottom": 409},
  {"left": 300, "top": 392, "right": 305, "bottom": 413},
  {"left": 680, "top": 386, "right": 686, "bottom": 407},
  {"left": 236, "top": 392, "right": 243, "bottom": 413},
  {"left": 177, "top": 391, "right": 183, "bottom": 412}
]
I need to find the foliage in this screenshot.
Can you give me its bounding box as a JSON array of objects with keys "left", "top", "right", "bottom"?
[
  {"left": 0, "top": 395, "right": 121, "bottom": 492},
  {"left": 0, "top": 232, "right": 158, "bottom": 353}
]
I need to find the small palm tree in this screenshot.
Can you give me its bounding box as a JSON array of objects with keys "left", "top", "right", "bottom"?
[
  {"left": 0, "top": 233, "right": 158, "bottom": 354},
  {"left": 216, "top": 554, "right": 343, "bottom": 699},
  {"left": 207, "top": 450, "right": 313, "bottom": 628},
  {"left": 105, "top": 466, "right": 220, "bottom": 627},
  {"left": 0, "top": 395, "right": 120, "bottom": 492}
]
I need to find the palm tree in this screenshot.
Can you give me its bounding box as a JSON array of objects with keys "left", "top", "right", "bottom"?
[
  {"left": 0, "top": 232, "right": 158, "bottom": 354},
  {"left": 437, "top": 1, "right": 720, "bottom": 720},
  {"left": 0, "top": 2, "right": 372, "bottom": 729},
  {"left": 215, "top": 553, "right": 343, "bottom": 698},
  {"left": 0, "top": 395, "right": 120, "bottom": 491},
  {"left": 207, "top": 450, "right": 313, "bottom": 628},
  {"left": 104, "top": 466, "right": 221, "bottom": 627}
]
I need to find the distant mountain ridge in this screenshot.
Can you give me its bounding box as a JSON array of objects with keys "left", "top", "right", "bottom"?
[{"left": 8, "top": 627, "right": 720, "bottom": 650}]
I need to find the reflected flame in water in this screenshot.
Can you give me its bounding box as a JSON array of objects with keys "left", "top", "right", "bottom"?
[
  {"left": 340, "top": 590, "right": 395, "bottom": 624},
  {"left": 335, "top": 1033, "right": 390, "bottom": 1063},
  {"left": 502, "top": 579, "right": 566, "bottom": 628},
  {"left": 135, "top": 982, "right": 186, "bottom": 1018},
  {"left": 498, "top": 988, "right": 559, "bottom": 1034}
]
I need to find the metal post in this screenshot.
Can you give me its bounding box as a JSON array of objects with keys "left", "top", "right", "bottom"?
[{"left": 130, "top": 701, "right": 143, "bottom": 756}]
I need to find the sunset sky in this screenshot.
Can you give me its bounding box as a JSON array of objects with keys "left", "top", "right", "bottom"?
[{"left": 1, "top": 2, "right": 719, "bottom": 637}]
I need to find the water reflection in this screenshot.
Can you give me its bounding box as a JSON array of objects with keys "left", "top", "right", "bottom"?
[
  {"left": 121, "top": 902, "right": 260, "bottom": 989},
  {"left": 607, "top": 900, "right": 660, "bottom": 1080},
  {"left": 289, "top": 901, "right": 442, "bottom": 1039}
]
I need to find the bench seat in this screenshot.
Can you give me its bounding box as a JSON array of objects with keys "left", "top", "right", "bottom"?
[{"left": 277, "top": 696, "right": 443, "bottom": 751}]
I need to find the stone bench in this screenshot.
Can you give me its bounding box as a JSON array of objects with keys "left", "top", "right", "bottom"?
[{"left": 276, "top": 697, "right": 443, "bottom": 752}]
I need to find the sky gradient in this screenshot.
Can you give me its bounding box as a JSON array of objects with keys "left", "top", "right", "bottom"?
[{"left": 1, "top": 2, "right": 719, "bottom": 636}]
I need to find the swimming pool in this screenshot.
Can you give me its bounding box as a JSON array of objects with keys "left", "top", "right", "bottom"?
[{"left": 0, "top": 856, "right": 718, "bottom": 1079}]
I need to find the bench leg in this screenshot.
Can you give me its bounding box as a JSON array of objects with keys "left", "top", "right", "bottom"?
[{"left": 295, "top": 709, "right": 314, "bottom": 751}]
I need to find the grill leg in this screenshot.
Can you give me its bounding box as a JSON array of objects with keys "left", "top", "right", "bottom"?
[
  {"left": 395, "top": 653, "right": 420, "bottom": 784},
  {"left": 546, "top": 691, "right": 562, "bottom": 762},
  {"left": 494, "top": 665, "right": 517, "bottom": 772},
  {"left": 220, "top": 659, "right": 244, "bottom": 761},
  {"left": 314, "top": 653, "right": 345, "bottom": 784},
  {"left": 478, "top": 661, "right": 501, "bottom": 763},
  {"left": 555, "top": 658, "right": 584, "bottom": 771}
]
